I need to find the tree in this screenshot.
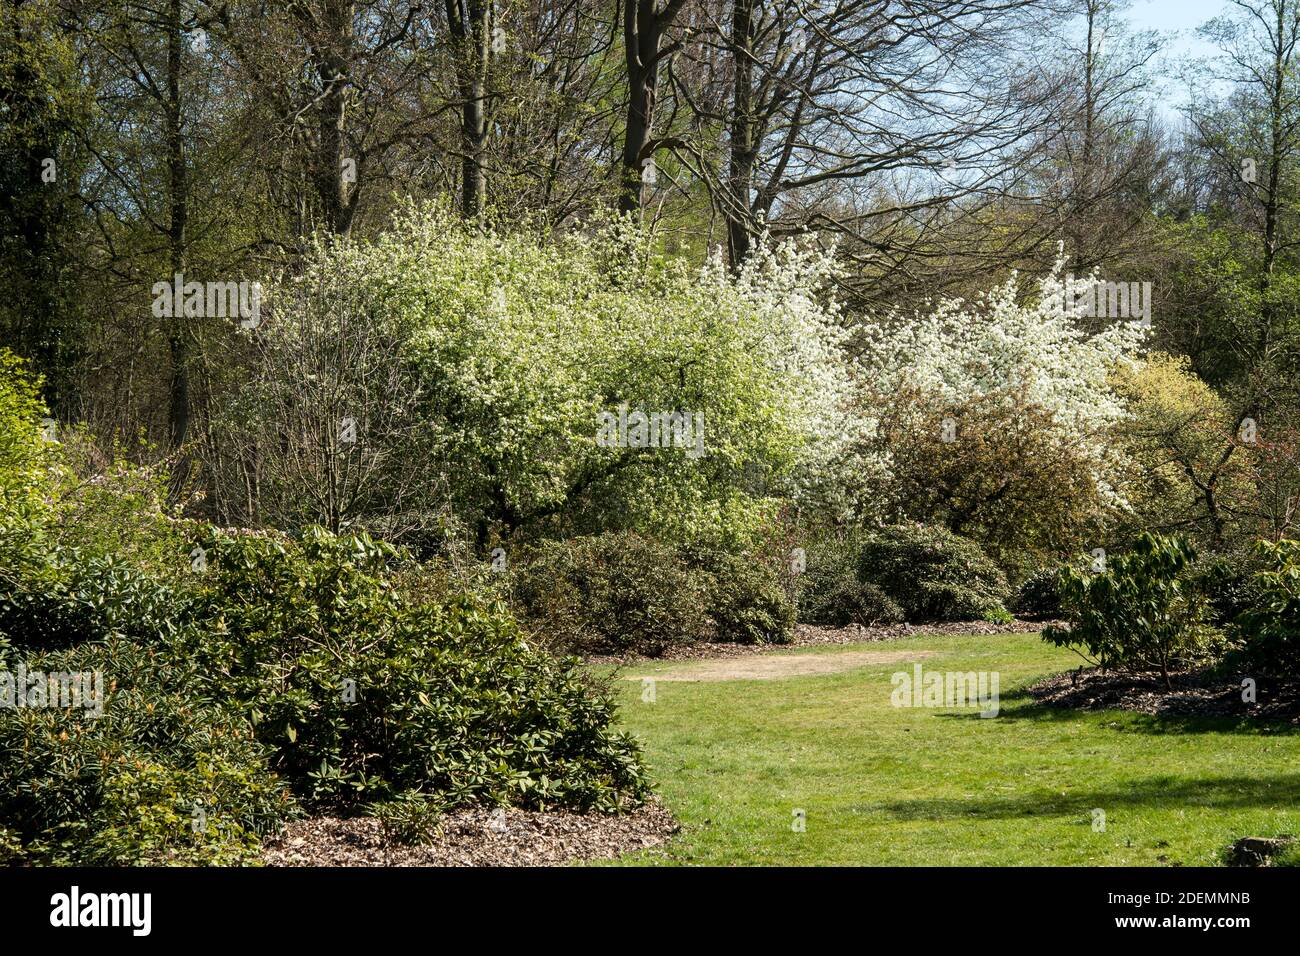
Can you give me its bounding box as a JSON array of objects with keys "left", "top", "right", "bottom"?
[
  {"left": 1030, "top": 0, "right": 1166, "bottom": 276},
  {"left": 0, "top": 0, "right": 92, "bottom": 411},
  {"left": 620, "top": 0, "right": 693, "bottom": 215},
  {"left": 445, "top": 0, "right": 492, "bottom": 218},
  {"left": 1113, "top": 352, "right": 1257, "bottom": 548},
  {"left": 1188, "top": 0, "right": 1300, "bottom": 391},
  {"left": 669, "top": 0, "right": 1061, "bottom": 284},
  {"left": 213, "top": 0, "right": 438, "bottom": 237}
]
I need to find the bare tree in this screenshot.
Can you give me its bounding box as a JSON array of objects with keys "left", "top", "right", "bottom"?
[
  {"left": 1031, "top": 0, "right": 1165, "bottom": 275},
  {"left": 664, "top": 0, "right": 1064, "bottom": 292},
  {"left": 1191, "top": 0, "right": 1300, "bottom": 339},
  {"left": 202, "top": 262, "right": 443, "bottom": 540},
  {"left": 212, "top": 0, "right": 438, "bottom": 238}
]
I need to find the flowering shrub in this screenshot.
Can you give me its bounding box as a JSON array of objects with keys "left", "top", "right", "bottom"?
[
  {"left": 217, "top": 203, "right": 867, "bottom": 550},
  {"left": 857, "top": 256, "right": 1147, "bottom": 538}
]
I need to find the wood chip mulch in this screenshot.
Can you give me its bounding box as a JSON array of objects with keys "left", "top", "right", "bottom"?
[
  {"left": 1029, "top": 667, "right": 1300, "bottom": 722},
  {"left": 587, "top": 618, "right": 1055, "bottom": 666},
  {"left": 260, "top": 800, "right": 678, "bottom": 867}
]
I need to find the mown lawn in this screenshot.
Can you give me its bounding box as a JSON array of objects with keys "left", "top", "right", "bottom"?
[{"left": 600, "top": 633, "right": 1300, "bottom": 866}]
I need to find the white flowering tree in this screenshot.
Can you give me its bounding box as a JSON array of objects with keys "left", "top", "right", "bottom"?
[
  {"left": 855, "top": 255, "right": 1149, "bottom": 563},
  {"left": 207, "top": 202, "right": 867, "bottom": 550}
]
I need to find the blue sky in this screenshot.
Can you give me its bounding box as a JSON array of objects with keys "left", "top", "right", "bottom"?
[
  {"left": 1129, "top": 0, "right": 1223, "bottom": 56},
  {"left": 1128, "top": 0, "right": 1228, "bottom": 109}
]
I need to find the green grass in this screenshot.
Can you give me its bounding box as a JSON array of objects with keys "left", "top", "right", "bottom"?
[{"left": 601, "top": 632, "right": 1300, "bottom": 866}]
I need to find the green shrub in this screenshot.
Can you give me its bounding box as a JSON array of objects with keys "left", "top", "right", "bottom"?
[
  {"left": 1044, "top": 533, "right": 1217, "bottom": 685},
  {"left": 981, "top": 605, "right": 1015, "bottom": 625},
  {"left": 0, "top": 356, "right": 192, "bottom": 653},
  {"left": 1231, "top": 539, "right": 1300, "bottom": 677},
  {"left": 0, "top": 428, "right": 294, "bottom": 863},
  {"left": 511, "top": 532, "right": 710, "bottom": 655},
  {"left": 177, "top": 527, "right": 649, "bottom": 813},
  {"left": 794, "top": 524, "right": 1007, "bottom": 625},
  {"left": 796, "top": 532, "right": 855, "bottom": 625},
  {"left": 0, "top": 349, "right": 51, "bottom": 519},
  {"left": 0, "top": 521, "right": 99, "bottom": 650},
  {"left": 0, "top": 535, "right": 182, "bottom": 652},
  {"left": 512, "top": 532, "right": 796, "bottom": 652},
  {"left": 857, "top": 524, "right": 1011, "bottom": 622},
  {"left": 1194, "top": 552, "right": 1265, "bottom": 630},
  {"left": 691, "top": 550, "right": 796, "bottom": 644},
  {"left": 1, "top": 523, "right": 652, "bottom": 862},
  {"left": 796, "top": 533, "right": 904, "bottom": 626},
  {"left": 1014, "top": 567, "right": 1064, "bottom": 620},
  {"left": 371, "top": 791, "right": 445, "bottom": 846},
  {"left": 0, "top": 635, "right": 295, "bottom": 865},
  {"left": 43, "top": 429, "right": 195, "bottom": 580},
  {"left": 0, "top": 825, "right": 21, "bottom": 864}
]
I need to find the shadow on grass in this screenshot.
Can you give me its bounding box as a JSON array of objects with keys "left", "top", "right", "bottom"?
[
  {"left": 861, "top": 772, "right": 1300, "bottom": 822},
  {"left": 931, "top": 684, "right": 1300, "bottom": 737}
]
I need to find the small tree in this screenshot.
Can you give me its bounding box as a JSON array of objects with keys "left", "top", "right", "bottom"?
[
  {"left": 201, "top": 240, "right": 444, "bottom": 544},
  {"left": 1112, "top": 353, "right": 1257, "bottom": 548},
  {"left": 1232, "top": 538, "right": 1300, "bottom": 677},
  {"left": 1044, "top": 533, "right": 1216, "bottom": 688}
]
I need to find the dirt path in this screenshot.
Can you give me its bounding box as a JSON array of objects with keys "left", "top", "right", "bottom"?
[
  {"left": 623, "top": 648, "right": 937, "bottom": 683},
  {"left": 588, "top": 619, "right": 1049, "bottom": 666}
]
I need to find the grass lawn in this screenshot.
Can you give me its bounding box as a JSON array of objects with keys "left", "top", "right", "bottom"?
[{"left": 600, "top": 632, "right": 1300, "bottom": 866}]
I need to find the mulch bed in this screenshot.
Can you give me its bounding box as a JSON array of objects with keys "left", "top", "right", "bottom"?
[
  {"left": 1029, "top": 667, "right": 1300, "bottom": 722},
  {"left": 260, "top": 800, "right": 678, "bottom": 867},
  {"left": 587, "top": 618, "right": 1054, "bottom": 666}
]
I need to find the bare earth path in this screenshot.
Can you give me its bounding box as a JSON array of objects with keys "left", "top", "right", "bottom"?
[{"left": 624, "top": 648, "right": 936, "bottom": 682}]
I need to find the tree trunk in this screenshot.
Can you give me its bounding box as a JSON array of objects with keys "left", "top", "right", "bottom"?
[
  {"left": 620, "top": 0, "right": 664, "bottom": 216},
  {"left": 726, "top": 0, "right": 756, "bottom": 268},
  {"left": 4, "top": 3, "right": 66, "bottom": 404},
  {"left": 166, "top": 0, "right": 189, "bottom": 463},
  {"left": 448, "top": 0, "right": 490, "bottom": 218},
  {"left": 317, "top": 0, "right": 356, "bottom": 234}
]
